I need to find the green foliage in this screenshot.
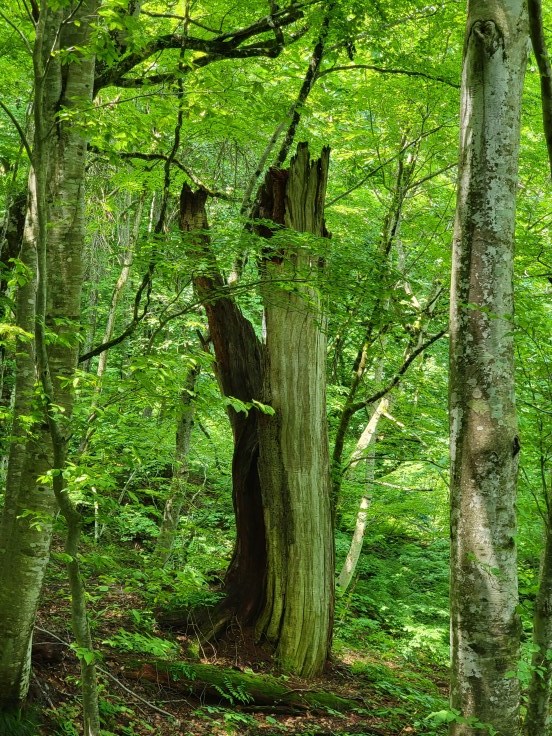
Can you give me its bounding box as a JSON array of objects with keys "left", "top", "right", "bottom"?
[
  {"left": 2, "top": 1, "right": 552, "bottom": 734},
  {"left": 335, "top": 532, "right": 449, "bottom": 664},
  {"left": 0, "top": 710, "right": 39, "bottom": 736},
  {"left": 102, "top": 629, "right": 177, "bottom": 657},
  {"left": 213, "top": 676, "right": 255, "bottom": 705},
  {"left": 424, "top": 709, "right": 498, "bottom": 735}
]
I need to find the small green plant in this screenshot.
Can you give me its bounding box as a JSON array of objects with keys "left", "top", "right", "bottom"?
[
  {"left": 424, "top": 709, "right": 498, "bottom": 735},
  {"left": 213, "top": 675, "right": 254, "bottom": 705},
  {"left": 102, "top": 629, "right": 177, "bottom": 657},
  {"left": 222, "top": 710, "right": 257, "bottom": 734},
  {"left": 0, "top": 710, "right": 40, "bottom": 736}
]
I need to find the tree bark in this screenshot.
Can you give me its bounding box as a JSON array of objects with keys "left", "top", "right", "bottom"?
[
  {"left": 336, "top": 396, "right": 388, "bottom": 593},
  {"left": 449, "top": 3, "right": 527, "bottom": 734},
  {"left": 0, "top": 191, "right": 27, "bottom": 456},
  {"left": 0, "top": 0, "right": 99, "bottom": 715},
  {"left": 256, "top": 144, "right": 334, "bottom": 677},
  {"left": 524, "top": 507, "right": 552, "bottom": 736},
  {"left": 179, "top": 185, "right": 267, "bottom": 627}
]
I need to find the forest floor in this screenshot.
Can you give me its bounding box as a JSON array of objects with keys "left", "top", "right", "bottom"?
[{"left": 30, "top": 539, "right": 449, "bottom": 736}]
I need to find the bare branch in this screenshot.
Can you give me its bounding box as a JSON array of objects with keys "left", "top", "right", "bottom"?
[
  {"left": 317, "top": 63, "right": 460, "bottom": 89},
  {"left": 0, "top": 99, "right": 33, "bottom": 161},
  {"left": 348, "top": 328, "right": 448, "bottom": 416},
  {"left": 94, "top": 3, "right": 313, "bottom": 91},
  {"left": 115, "top": 152, "right": 233, "bottom": 199},
  {"left": 0, "top": 9, "right": 33, "bottom": 54}
]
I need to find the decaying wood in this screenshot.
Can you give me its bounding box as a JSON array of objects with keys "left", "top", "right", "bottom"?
[
  {"left": 127, "top": 661, "right": 358, "bottom": 714},
  {"left": 179, "top": 184, "right": 266, "bottom": 629}
]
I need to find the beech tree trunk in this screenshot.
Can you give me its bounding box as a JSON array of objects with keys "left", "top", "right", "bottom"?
[
  {"left": 449, "top": 3, "right": 527, "bottom": 734},
  {"left": 0, "top": 0, "right": 99, "bottom": 712},
  {"left": 256, "top": 144, "right": 334, "bottom": 677}
]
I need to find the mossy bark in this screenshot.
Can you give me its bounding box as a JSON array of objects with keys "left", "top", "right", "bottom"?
[
  {"left": 256, "top": 144, "right": 334, "bottom": 677},
  {"left": 0, "top": 1, "right": 99, "bottom": 718},
  {"left": 524, "top": 517, "right": 552, "bottom": 735},
  {"left": 130, "top": 661, "right": 356, "bottom": 713}
]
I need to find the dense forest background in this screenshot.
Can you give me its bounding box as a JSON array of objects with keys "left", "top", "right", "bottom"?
[{"left": 1, "top": 1, "right": 552, "bottom": 735}]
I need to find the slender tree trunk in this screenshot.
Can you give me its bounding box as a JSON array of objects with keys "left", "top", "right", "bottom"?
[
  {"left": 153, "top": 365, "right": 199, "bottom": 566},
  {"left": 78, "top": 198, "right": 140, "bottom": 454},
  {"left": 449, "top": 3, "right": 527, "bottom": 734},
  {"left": 330, "top": 141, "right": 417, "bottom": 514},
  {"left": 336, "top": 396, "right": 388, "bottom": 593},
  {"left": 0, "top": 170, "right": 50, "bottom": 709},
  {"left": 524, "top": 506, "right": 552, "bottom": 736},
  {"left": 96, "top": 200, "right": 139, "bottom": 379},
  {"left": 0, "top": 0, "right": 100, "bottom": 716},
  {"left": 524, "top": 8, "right": 552, "bottom": 730},
  {"left": 256, "top": 144, "right": 334, "bottom": 677},
  {"left": 0, "top": 190, "right": 27, "bottom": 472}
]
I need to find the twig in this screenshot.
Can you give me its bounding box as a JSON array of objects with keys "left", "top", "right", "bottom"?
[
  {"left": 33, "top": 627, "right": 181, "bottom": 724},
  {"left": 0, "top": 99, "right": 33, "bottom": 161},
  {"left": 96, "top": 666, "right": 181, "bottom": 724},
  {"left": 32, "top": 672, "right": 55, "bottom": 709},
  {"left": 348, "top": 328, "right": 448, "bottom": 415},
  {"left": 0, "top": 9, "right": 33, "bottom": 54}
]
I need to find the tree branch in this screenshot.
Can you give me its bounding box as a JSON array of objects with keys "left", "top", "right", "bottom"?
[
  {"left": 528, "top": 0, "right": 552, "bottom": 177},
  {"left": 240, "top": 1, "right": 334, "bottom": 217},
  {"left": 78, "top": 267, "right": 153, "bottom": 363},
  {"left": 94, "top": 3, "right": 312, "bottom": 91},
  {"left": 348, "top": 328, "right": 447, "bottom": 416},
  {"left": 0, "top": 99, "right": 33, "bottom": 161},
  {"left": 317, "top": 63, "right": 460, "bottom": 89},
  {"left": 114, "top": 152, "right": 234, "bottom": 199}
]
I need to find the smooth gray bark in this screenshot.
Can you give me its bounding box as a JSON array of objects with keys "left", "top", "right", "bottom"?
[{"left": 449, "top": 3, "right": 528, "bottom": 734}]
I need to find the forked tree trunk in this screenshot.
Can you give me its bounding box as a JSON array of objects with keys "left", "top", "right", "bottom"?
[
  {"left": 180, "top": 145, "right": 334, "bottom": 676},
  {"left": 449, "top": 3, "right": 527, "bottom": 734},
  {"left": 256, "top": 144, "right": 334, "bottom": 677},
  {"left": 179, "top": 186, "right": 266, "bottom": 627}
]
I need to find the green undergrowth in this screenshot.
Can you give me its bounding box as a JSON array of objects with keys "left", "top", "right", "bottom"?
[{"left": 37, "top": 496, "right": 457, "bottom": 735}]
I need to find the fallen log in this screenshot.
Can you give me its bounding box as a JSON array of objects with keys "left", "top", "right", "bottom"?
[{"left": 126, "top": 661, "right": 358, "bottom": 714}]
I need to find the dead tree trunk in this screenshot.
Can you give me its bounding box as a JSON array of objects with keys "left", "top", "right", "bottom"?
[
  {"left": 179, "top": 186, "right": 266, "bottom": 628},
  {"left": 179, "top": 145, "right": 334, "bottom": 677},
  {"left": 256, "top": 144, "right": 334, "bottom": 677}
]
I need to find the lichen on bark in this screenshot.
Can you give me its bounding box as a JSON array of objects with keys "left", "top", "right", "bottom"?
[{"left": 449, "top": 2, "right": 528, "bottom": 734}]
